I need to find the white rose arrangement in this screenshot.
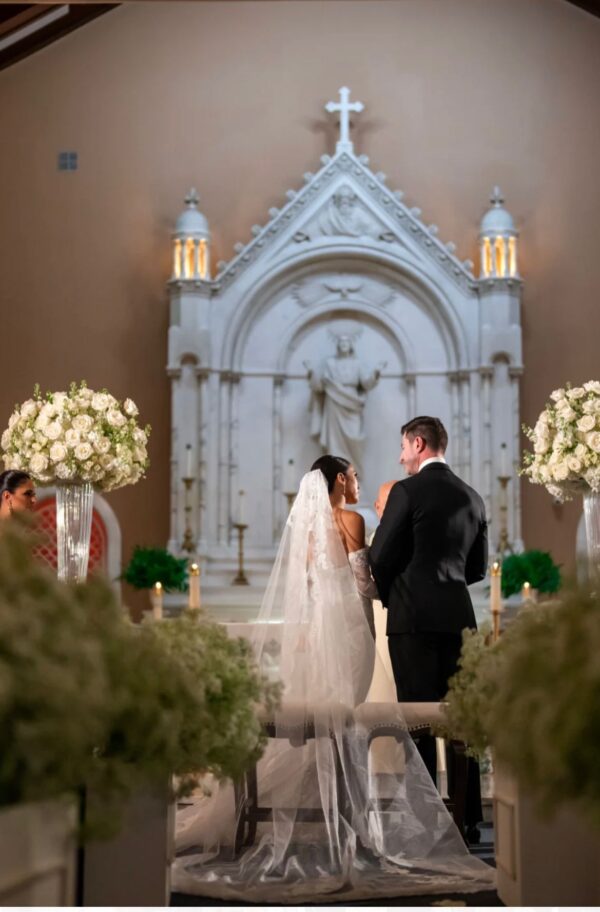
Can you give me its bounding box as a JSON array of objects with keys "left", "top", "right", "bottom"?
[
  {"left": 1, "top": 382, "right": 150, "bottom": 491},
  {"left": 522, "top": 380, "right": 600, "bottom": 501}
]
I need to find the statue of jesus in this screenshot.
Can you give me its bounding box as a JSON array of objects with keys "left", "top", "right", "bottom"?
[{"left": 304, "top": 335, "right": 385, "bottom": 478}]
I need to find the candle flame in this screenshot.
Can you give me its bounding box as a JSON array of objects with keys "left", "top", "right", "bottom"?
[
  {"left": 491, "top": 561, "right": 501, "bottom": 576},
  {"left": 154, "top": 581, "right": 163, "bottom": 592},
  {"left": 190, "top": 563, "right": 200, "bottom": 576}
]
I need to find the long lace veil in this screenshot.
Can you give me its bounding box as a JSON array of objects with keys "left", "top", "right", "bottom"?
[{"left": 172, "top": 470, "right": 495, "bottom": 902}]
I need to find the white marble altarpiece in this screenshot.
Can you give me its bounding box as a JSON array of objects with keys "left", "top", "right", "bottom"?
[{"left": 166, "top": 88, "right": 523, "bottom": 617}]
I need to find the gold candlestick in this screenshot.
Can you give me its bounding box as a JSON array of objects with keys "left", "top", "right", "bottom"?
[
  {"left": 181, "top": 476, "right": 196, "bottom": 554},
  {"left": 497, "top": 475, "right": 513, "bottom": 556},
  {"left": 232, "top": 522, "right": 249, "bottom": 586},
  {"left": 490, "top": 561, "right": 503, "bottom": 641}
]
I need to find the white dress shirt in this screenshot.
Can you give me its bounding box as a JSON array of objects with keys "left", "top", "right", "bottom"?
[{"left": 418, "top": 456, "right": 447, "bottom": 472}]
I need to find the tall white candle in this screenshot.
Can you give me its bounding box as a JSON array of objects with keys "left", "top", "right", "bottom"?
[
  {"left": 185, "top": 445, "right": 194, "bottom": 479},
  {"left": 238, "top": 489, "right": 245, "bottom": 525},
  {"left": 188, "top": 563, "right": 201, "bottom": 611},
  {"left": 500, "top": 442, "right": 509, "bottom": 477},
  {"left": 151, "top": 581, "right": 163, "bottom": 621}
]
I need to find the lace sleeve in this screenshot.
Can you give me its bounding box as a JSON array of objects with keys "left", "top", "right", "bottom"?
[{"left": 348, "top": 547, "right": 379, "bottom": 599}]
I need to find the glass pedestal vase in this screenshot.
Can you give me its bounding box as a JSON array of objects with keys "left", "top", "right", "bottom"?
[
  {"left": 583, "top": 491, "right": 600, "bottom": 583},
  {"left": 56, "top": 482, "right": 94, "bottom": 583}
]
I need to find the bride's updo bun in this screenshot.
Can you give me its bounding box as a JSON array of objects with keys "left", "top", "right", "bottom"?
[{"left": 310, "top": 455, "right": 351, "bottom": 493}]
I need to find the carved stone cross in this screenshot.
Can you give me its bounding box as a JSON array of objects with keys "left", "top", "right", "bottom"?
[{"left": 325, "top": 86, "right": 364, "bottom": 154}]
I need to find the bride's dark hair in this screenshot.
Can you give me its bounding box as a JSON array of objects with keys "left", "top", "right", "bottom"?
[{"left": 310, "top": 455, "right": 351, "bottom": 493}]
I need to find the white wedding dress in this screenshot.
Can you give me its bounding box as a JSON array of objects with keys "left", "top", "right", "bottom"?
[{"left": 172, "top": 471, "right": 495, "bottom": 902}]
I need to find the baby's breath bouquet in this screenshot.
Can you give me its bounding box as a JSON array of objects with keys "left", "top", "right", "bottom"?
[
  {"left": 444, "top": 588, "right": 600, "bottom": 828},
  {"left": 1, "top": 381, "right": 150, "bottom": 491},
  {"left": 522, "top": 380, "right": 600, "bottom": 501}
]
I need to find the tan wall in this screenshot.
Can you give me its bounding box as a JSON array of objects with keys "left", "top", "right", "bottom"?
[{"left": 1, "top": 0, "right": 599, "bottom": 604}]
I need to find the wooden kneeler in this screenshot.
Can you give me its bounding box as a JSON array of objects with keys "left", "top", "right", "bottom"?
[
  {"left": 353, "top": 701, "right": 469, "bottom": 839},
  {"left": 233, "top": 701, "right": 353, "bottom": 855}
]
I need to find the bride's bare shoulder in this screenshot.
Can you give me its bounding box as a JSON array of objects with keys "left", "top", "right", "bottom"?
[{"left": 336, "top": 509, "right": 365, "bottom": 552}]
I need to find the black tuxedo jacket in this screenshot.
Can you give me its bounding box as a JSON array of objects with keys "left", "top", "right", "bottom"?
[{"left": 369, "top": 463, "right": 488, "bottom": 635}]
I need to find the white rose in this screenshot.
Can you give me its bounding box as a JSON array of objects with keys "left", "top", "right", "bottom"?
[
  {"left": 44, "top": 421, "right": 62, "bottom": 441},
  {"left": 8, "top": 412, "right": 19, "bottom": 429},
  {"left": 586, "top": 432, "right": 600, "bottom": 453},
  {"left": 584, "top": 381, "right": 600, "bottom": 394},
  {"left": 49, "top": 442, "right": 67, "bottom": 463},
  {"left": 21, "top": 400, "right": 38, "bottom": 419},
  {"left": 575, "top": 443, "right": 587, "bottom": 459},
  {"left": 534, "top": 436, "right": 550, "bottom": 455},
  {"left": 65, "top": 429, "right": 80, "bottom": 448},
  {"left": 35, "top": 413, "right": 49, "bottom": 430},
  {"left": 30, "top": 453, "right": 49, "bottom": 474},
  {"left": 23, "top": 428, "right": 34, "bottom": 441},
  {"left": 1, "top": 429, "right": 11, "bottom": 449},
  {"left": 94, "top": 437, "right": 111, "bottom": 455},
  {"left": 72, "top": 414, "right": 93, "bottom": 433},
  {"left": 100, "top": 454, "right": 114, "bottom": 469},
  {"left": 40, "top": 402, "right": 58, "bottom": 420},
  {"left": 133, "top": 428, "right": 147, "bottom": 445},
  {"left": 106, "top": 409, "right": 126, "bottom": 428},
  {"left": 74, "top": 443, "right": 93, "bottom": 461},
  {"left": 52, "top": 392, "right": 68, "bottom": 409},
  {"left": 557, "top": 405, "right": 576, "bottom": 422},
  {"left": 134, "top": 446, "right": 146, "bottom": 462},
  {"left": 553, "top": 463, "right": 570, "bottom": 482},
  {"left": 577, "top": 415, "right": 596, "bottom": 433},
  {"left": 91, "top": 393, "right": 110, "bottom": 412},
  {"left": 55, "top": 462, "right": 75, "bottom": 480},
  {"left": 568, "top": 387, "right": 586, "bottom": 400},
  {"left": 550, "top": 389, "right": 565, "bottom": 402},
  {"left": 567, "top": 456, "right": 582, "bottom": 474},
  {"left": 123, "top": 398, "right": 139, "bottom": 417}
]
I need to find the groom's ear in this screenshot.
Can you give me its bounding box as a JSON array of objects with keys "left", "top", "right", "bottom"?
[{"left": 414, "top": 435, "right": 426, "bottom": 453}]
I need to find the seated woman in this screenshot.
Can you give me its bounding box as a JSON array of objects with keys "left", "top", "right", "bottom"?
[{"left": 0, "top": 470, "right": 37, "bottom": 519}]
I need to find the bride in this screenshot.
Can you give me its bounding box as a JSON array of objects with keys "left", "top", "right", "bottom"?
[{"left": 172, "top": 457, "right": 495, "bottom": 902}]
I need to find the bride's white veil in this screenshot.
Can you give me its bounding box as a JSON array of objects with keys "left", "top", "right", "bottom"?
[{"left": 172, "top": 470, "right": 495, "bottom": 902}]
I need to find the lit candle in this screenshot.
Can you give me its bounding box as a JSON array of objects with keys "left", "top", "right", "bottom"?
[
  {"left": 238, "top": 489, "right": 245, "bottom": 525},
  {"left": 188, "top": 563, "right": 201, "bottom": 611},
  {"left": 185, "top": 444, "right": 194, "bottom": 479},
  {"left": 151, "top": 581, "right": 163, "bottom": 621},
  {"left": 500, "top": 442, "right": 509, "bottom": 477},
  {"left": 490, "top": 561, "right": 503, "bottom": 641},
  {"left": 521, "top": 581, "right": 532, "bottom": 604}
]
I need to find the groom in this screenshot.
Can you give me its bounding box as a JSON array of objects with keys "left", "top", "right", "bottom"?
[{"left": 369, "top": 416, "right": 488, "bottom": 839}]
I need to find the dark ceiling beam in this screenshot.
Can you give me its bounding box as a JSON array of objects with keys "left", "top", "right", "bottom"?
[{"left": 0, "top": 4, "right": 116, "bottom": 72}]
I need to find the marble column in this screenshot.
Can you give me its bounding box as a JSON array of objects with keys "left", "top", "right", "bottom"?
[
  {"left": 480, "top": 367, "right": 494, "bottom": 524},
  {"left": 509, "top": 366, "right": 524, "bottom": 551}
]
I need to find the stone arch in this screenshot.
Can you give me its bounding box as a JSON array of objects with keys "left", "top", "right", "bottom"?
[{"left": 221, "top": 246, "right": 469, "bottom": 375}]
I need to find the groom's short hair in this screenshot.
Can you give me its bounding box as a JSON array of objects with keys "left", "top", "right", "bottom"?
[{"left": 401, "top": 416, "right": 448, "bottom": 453}]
